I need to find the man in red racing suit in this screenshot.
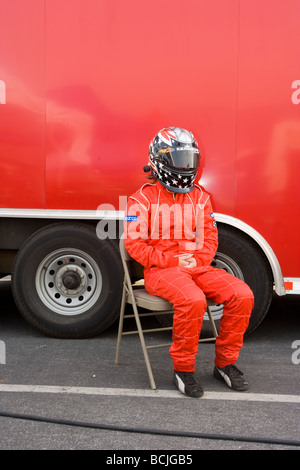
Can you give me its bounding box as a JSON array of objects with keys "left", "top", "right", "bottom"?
[{"left": 124, "top": 127, "right": 254, "bottom": 397}]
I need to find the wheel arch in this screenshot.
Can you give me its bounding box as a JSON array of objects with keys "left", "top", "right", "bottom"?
[{"left": 214, "top": 213, "right": 286, "bottom": 296}]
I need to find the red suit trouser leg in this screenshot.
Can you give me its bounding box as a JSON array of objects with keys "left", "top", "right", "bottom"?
[{"left": 144, "top": 266, "right": 254, "bottom": 372}]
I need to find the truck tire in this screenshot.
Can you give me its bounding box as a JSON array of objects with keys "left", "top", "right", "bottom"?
[
  {"left": 11, "top": 222, "right": 123, "bottom": 338},
  {"left": 157, "top": 224, "right": 274, "bottom": 336},
  {"left": 204, "top": 224, "right": 273, "bottom": 335}
]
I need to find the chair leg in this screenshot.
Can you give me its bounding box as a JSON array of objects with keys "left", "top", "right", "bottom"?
[
  {"left": 207, "top": 305, "right": 218, "bottom": 339},
  {"left": 115, "top": 284, "right": 157, "bottom": 389},
  {"left": 115, "top": 285, "right": 127, "bottom": 365},
  {"left": 131, "top": 301, "right": 157, "bottom": 390}
]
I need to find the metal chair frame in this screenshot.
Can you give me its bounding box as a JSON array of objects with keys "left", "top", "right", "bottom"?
[{"left": 115, "top": 237, "right": 218, "bottom": 389}]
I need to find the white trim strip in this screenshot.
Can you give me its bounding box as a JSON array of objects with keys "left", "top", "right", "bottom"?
[
  {"left": 0, "top": 208, "right": 124, "bottom": 220},
  {"left": 0, "top": 384, "right": 299, "bottom": 403},
  {"left": 284, "top": 278, "right": 300, "bottom": 294}
]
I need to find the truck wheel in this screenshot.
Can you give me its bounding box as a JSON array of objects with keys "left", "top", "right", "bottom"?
[
  {"left": 206, "top": 224, "right": 273, "bottom": 335},
  {"left": 11, "top": 222, "right": 123, "bottom": 338}
]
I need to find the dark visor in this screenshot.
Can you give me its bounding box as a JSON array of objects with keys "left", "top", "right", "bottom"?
[{"left": 161, "top": 148, "right": 200, "bottom": 169}]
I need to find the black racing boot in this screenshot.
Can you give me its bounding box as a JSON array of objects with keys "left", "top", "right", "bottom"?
[
  {"left": 213, "top": 364, "right": 249, "bottom": 391},
  {"left": 174, "top": 371, "right": 204, "bottom": 397}
]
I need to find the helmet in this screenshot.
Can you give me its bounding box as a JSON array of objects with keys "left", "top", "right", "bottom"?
[{"left": 147, "top": 127, "right": 200, "bottom": 193}]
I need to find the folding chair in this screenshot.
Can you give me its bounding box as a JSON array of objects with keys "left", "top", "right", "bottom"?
[{"left": 115, "top": 237, "right": 218, "bottom": 389}]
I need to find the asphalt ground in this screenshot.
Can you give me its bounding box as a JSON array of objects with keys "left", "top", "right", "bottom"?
[{"left": 0, "top": 277, "right": 299, "bottom": 453}]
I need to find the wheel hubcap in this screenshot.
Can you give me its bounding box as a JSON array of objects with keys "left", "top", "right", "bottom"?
[
  {"left": 35, "top": 248, "right": 102, "bottom": 316},
  {"left": 62, "top": 270, "right": 81, "bottom": 290}
]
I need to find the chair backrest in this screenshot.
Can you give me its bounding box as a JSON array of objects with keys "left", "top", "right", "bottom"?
[
  {"left": 119, "top": 237, "right": 144, "bottom": 283},
  {"left": 119, "top": 236, "right": 132, "bottom": 262}
]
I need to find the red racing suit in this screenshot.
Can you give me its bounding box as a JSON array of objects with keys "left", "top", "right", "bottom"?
[{"left": 124, "top": 181, "right": 254, "bottom": 372}]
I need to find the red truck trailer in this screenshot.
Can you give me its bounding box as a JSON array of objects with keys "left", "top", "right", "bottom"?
[{"left": 0, "top": 0, "right": 299, "bottom": 338}]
